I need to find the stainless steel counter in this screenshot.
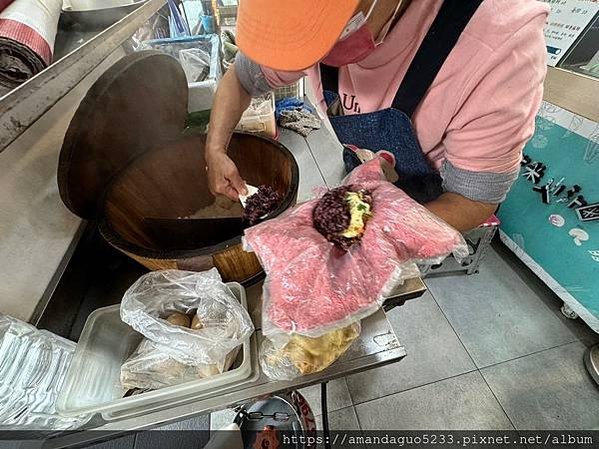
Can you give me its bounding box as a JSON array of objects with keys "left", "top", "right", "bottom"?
[
  {"left": 45, "top": 282, "right": 424, "bottom": 448},
  {"left": 0, "top": 2, "right": 169, "bottom": 323}
]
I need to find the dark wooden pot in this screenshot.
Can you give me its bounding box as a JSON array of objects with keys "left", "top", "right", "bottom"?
[{"left": 58, "top": 50, "right": 299, "bottom": 284}]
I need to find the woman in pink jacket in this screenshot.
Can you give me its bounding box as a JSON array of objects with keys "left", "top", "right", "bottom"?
[{"left": 205, "top": 0, "right": 549, "bottom": 231}]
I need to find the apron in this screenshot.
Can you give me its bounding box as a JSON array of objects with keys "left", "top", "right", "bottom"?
[{"left": 320, "top": 0, "right": 484, "bottom": 204}]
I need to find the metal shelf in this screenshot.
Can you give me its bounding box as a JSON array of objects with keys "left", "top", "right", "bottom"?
[{"left": 0, "top": 0, "right": 166, "bottom": 154}]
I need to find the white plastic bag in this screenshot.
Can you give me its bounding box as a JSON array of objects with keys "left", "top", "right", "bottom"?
[
  {"left": 179, "top": 47, "right": 211, "bottom": 83},
  {"left": 121, "top": 339, "right": 240, "bottom": 390},
  {"left": 120, "top": 269, "right": 253, "bottom": 389}
]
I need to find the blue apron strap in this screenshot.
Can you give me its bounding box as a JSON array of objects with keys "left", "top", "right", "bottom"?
[
  {"left": 392, "top": 0, "right": 484, "bottom": 117},
  {"left": 319, "top": 0, "right": 484, "bottom": 116}
]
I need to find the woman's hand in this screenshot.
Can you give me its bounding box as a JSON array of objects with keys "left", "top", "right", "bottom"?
[{"left": 206, "top": 150, "right": 248, "bottom": 200}]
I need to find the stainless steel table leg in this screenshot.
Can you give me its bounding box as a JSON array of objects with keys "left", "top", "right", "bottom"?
[
  {"left": 466, "top": 225, "right": 497, "bottom": 275},
  {"left": 584, "top": 344, "right": 599, "bottom": 385},
  {"left": 321, "top": 382, "right": 331, "bottom": 449}
]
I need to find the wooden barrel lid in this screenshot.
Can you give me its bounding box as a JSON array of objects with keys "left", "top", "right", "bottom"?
[{"left": 58, "top": 50, "right": 188, "bottom": 219}]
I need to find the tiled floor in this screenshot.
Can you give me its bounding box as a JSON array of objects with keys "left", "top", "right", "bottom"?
[
  {"left": 350, "top": 243, "right": 599, "bottom": 431},
  {"left": 212, "top": 242, "right": 599, "bottom": 432}
]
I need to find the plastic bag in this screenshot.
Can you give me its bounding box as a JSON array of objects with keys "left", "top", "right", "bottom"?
[
  {"left": 120, "top": 269, "right": 254, "bottom": 388},
  {"left": 121, "top": 339, "right": 240, "bottom": 390},
  {"left": 179, "top": 48, "right": 211, "bottom": 83},
  {"left": 245, "top": 94, "right": 273, "bottom": 116},
  {"left": 221, "top": 29, "right": 238, "bottom": 71},
  {"left": 0, "top": 315, "right": 90, "bottom": 430},
  {"left": 259, "top": 322, "right": 361, "bottom": 381},
  {"left": 137, "top": 35, "right": 222, "bottom": 83},
  {"left": 244, "top": 159, "right": 468, "bottom": 342}
]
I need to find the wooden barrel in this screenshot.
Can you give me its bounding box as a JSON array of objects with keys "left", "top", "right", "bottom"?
[
  {"left": 99, "top": 133, "right": 298, "bottom": 283},
  {"left": 58, "top": 50, "right": 299, "bottom": 284}
]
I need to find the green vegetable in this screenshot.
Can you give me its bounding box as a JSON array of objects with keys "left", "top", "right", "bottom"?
[{"left": 184, "top": 110, "right": 211, "bottom": 135}]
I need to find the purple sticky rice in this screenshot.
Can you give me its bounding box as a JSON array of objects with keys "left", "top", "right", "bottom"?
[
  {"left": 312, "top": 185, "right": 372, "bottom": 250},
  {"left": 243, "top": 185, "right": 281, "bottom": 225}
]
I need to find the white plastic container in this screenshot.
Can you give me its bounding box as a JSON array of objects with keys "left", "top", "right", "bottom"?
[
  {"left": 0, "top": 315, "right": 90, "bottom": 430},
  {"left": 188, "top": 79, "right": 218, "bottom": 113},
  {"left": 236, "top": 93, "right": 277, "bottom": 138},
  {"left": 56, "top": 283, "right": 255, "bottom": 420}
]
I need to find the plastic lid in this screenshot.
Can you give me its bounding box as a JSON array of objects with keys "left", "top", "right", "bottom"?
[{"left": 58, "top": 50, "right": 188, "bottom": 219}]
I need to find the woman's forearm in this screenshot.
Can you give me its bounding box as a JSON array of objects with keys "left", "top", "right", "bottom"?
[
  {"left": 205, "top": 64, "right": 252, "bottom": 157},
  {"left": 425, "top": 192, "right": 497, "bottom": 232}
]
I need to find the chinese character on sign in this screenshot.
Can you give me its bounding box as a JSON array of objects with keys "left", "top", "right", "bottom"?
[
  {"left": 522, "top": 162, "right": 546, "bottom": 184},
  {"left": 576, "top": 203, "right": 599, "bottom": 223}
]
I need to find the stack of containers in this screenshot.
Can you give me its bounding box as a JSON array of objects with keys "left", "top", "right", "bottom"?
[
  {"left": 237, "top": 93, "right": 277, "bottom": 139},
  {"left": 0, "top": 315, "right": 89, "bottom": 430}
]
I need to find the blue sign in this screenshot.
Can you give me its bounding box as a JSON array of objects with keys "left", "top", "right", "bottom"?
[{"left": 499, "top": 110, "right": 599, "bottom": 331}]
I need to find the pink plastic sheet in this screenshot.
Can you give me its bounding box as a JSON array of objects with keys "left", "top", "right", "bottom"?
[{"left": 244, "top": 159, "right": 469, "bottom": 341}]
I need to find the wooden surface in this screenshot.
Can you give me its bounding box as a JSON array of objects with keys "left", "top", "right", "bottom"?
[
  {"left": 213, "top": 245, "right": 264, "bottom": 283},
  {"left": 58, "top": 49, "right": 299, "bottom": 284},
  {"left": 58, "top": 51, "right": 189, "bottom": 219}
]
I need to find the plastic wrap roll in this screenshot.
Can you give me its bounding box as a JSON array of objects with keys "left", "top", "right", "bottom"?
[{"left": 0, "top": 0, "right": 62, "bottom": 90}]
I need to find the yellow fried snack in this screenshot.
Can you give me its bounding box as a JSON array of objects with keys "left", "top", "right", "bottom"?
[
  {"left": 282, "top": 324, "right": 361, "bottom": 375},
  {"left": 341, "top": 191, "right": 372, "bottom": 239},
  {"left": 190, "top": 314, "right": 204, "bottom": 330}
]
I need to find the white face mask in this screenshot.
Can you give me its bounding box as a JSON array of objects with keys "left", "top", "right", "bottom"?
[{"left": 338, "top": 0, "right": 404, "bottom": 43}]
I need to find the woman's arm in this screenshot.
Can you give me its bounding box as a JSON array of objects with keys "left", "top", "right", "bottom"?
[
  {"left": 205, "top": 64, "right": 252, "bottom": 200},
  {"left": 425, "top": 192, "right": 497, "bottom": 232}
]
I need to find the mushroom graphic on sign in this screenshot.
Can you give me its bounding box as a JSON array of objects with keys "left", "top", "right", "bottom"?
[
  {"left": 549, "top": 214, "right": 565, "bottom": 227},
  {"left": 569, "top": 228, "right": 590, "bottom": 247}
]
